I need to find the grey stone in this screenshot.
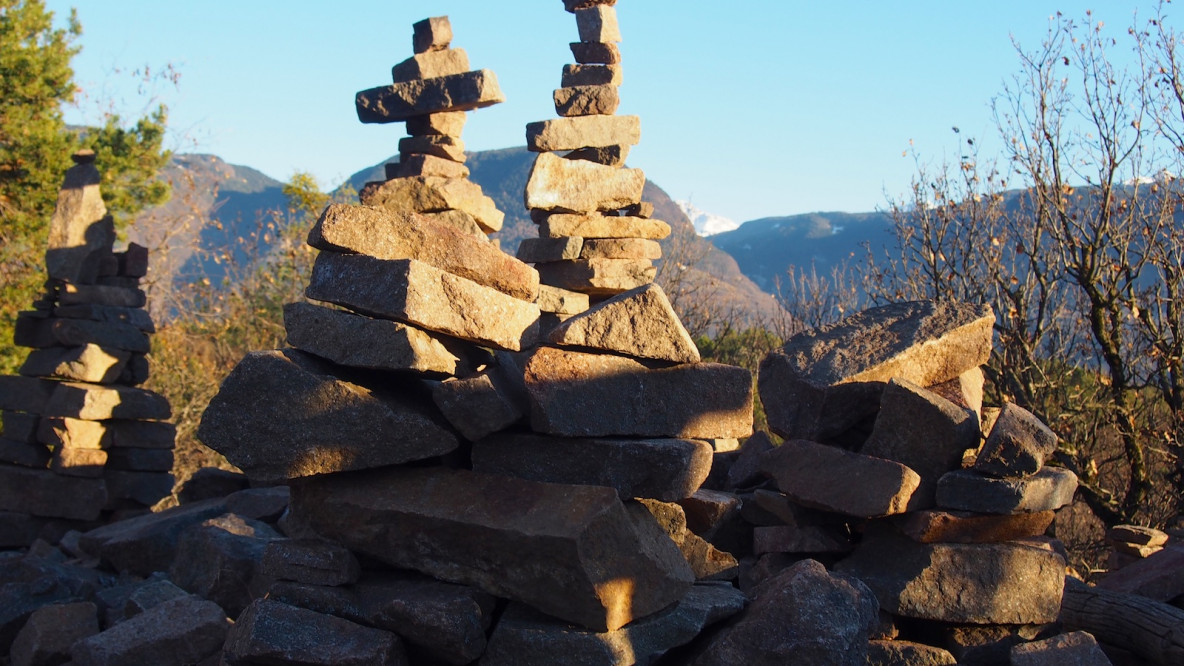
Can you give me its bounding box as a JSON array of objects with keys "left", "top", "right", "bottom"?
[
  {"left": 289, "top": 466, "right": 693, "bottom": 632},
  {"left": 974, "top": 402, "right": 1059, "bottom": 477},
  {"left": 554, "top": 84, "right": 620, "bottom": 116},
  {"left": 260, "top": 539, "right": 360, "bottom": 587},
  {"left": 566, "top": 144, "right": 631, "bottom": 166},
  {"left": 892, "top": 509, "right": 1056, "bottom": 544},
  {"left": 1010, "top": 631, "right": 1113, "bottom": 665},
  {"left": 405, "top": 111, "right": 467, "bottom": 137},
  {"left": 0, "top": 377, "right": 57, "bottom": 414},
  {"left": 358, "top": 175, "right": 504, "bottom": 233},
  {"left": 225, "top": 486, "right": 290, "bottom": 523},
  {"left": 866, "top": 640, "right": 957, "bottom": 666},
  {"left": 104, "top": 447, "right": 173, "bottom": 472},
  {"left": 753, "top": 525, "right": 853, "bottom": 555},
  {"left": 575, "top": 5, "right": 622, "bottom": 42},
  {"left": 1, "top": 411, "right": 39, "bottom": 443},
  {"left": 536, "top": 284, "right": 590, "bottom": 315},
  {"left": 77, "top": 497, "right": 229, "bottom": 576},
  {"left": 760, "top": 439, "right": 921, "bottom": 518},
  {"left": 581, "top": 238, "right": 663, "bottom": 260},
  {"left": 123, "top": 579, "right": 187, "bottom": 619},
  {"left": 176, "top": 468, "right": 248, "bottom": 504},
  {"left": 570, "top": 41, "right": 622, "bottom": 64},
  {"left": 10, "top": 601, "right": 99, "bottom": 666},
  {"left": 0, "top": 465, "right": 107, "bottom": 521},
  {"left": 224, "top": 598, "right": 406, "bottom": 665},
  {"left": 43, "top": 382, "right": 170, "bottom": 421},
  {"left": 306, "top": 254, "right": 539, "bottom": 351},
  {"left": 45, "top": 154, "right": 113, "bottom": 285},
  {"left": 472, "top": 432, "right": 713, "bottom": 501},
  {"left": 759, "top": 301, "right": 994, "bottom": 442},
  {"left": 726, "top": 432, "right": 775, "bottom": 489},
  {"left": 693, "top": 559, "right": 878, "bottom": 666},
  {"left": 430, "top": 369, "right": 525, "bottom": 442},
  {"left": 102, "top": 470, "right": 173, "bottom": 507},
  {"left": 516, "top": 236, "right": 584, "bottom": 263},
  {"left": 547, "top": 283, "right": 699, "bottom": 363},
  {"left": 19, "top": 344, "right": 130, "bottom": 383},
  {"left": 540, "top": 213, "right": 671, "bottom": 239},
  {"left": 412, "top": 16, "right": 451, "bottom": 53},
  {"left": 483, "top": 584, "right": 745, "bottom": 666},
  {"left": 395, "top": 153, "right": 470, "bottom": 178},
  {"left": 391, "top": 48, "right": 469, "bottom": 82},
  {"left": 168, "top": 514, "right": 281, "bottom": 616},
  {"left": 70, "top": 595, "right": 228, "bottom": 666},
  {"left": 398, "top": 134, "right": 465, "bottom": 162},
  {"left": 105, "top": 420, "right": 175, "bottom": 449},
  {"left": 56, "top": 283, "right": 145, "bottom": 308},
  {"left": 0, "top": 439, "right": 50, "bottom": 468},
  {"left": 356, "top": 69, "right": 504, "bottom": 123},
  {"left": 53, "top": 303, "right": 154, "bottom": 333},
  {"left": 562, "top": 63, "right": 623, "bottom": 87},
  {"left": 198, "top": 349, "right": 459, "bottom": 483},
  {"left": 936, "top": 467, "right": 1078, "bottom": 514}
]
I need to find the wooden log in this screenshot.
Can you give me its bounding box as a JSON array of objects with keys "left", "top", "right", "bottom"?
[{"left": 1060, "top": 576, "right": 1184, "bottom": 665}]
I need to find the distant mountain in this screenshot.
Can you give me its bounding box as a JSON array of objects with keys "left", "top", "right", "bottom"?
[
  {"left": 710, "top": 211, "right": 896, "bottom": 294},
  {"left": 675, "top": 200, "right": 739, "bottom": 236}
]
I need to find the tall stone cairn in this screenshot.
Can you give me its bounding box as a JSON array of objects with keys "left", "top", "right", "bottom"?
[{"left": 0, "top": 150, "right": 175, "bottom": 546}]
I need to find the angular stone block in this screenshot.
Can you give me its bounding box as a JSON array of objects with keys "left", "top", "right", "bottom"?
[
  {"left": 760, "top": 439, "right": 920, "bottom": 518},
  {"left": 1095, "top": 543, "right": 1184, "bottom": 602},
  {"left": 356, "top": 70, "right": 504, "bottom": 123},
  {"left": 307, "top": 254, "right": 539, "bottom": 351},
  {"left": 753, "top": 525, "right": 853, "bottom": 555},
  {"left": 524, "top": 346, "right": 753, "bottom": 439},
  {"left": 0, "top": 465, "right": 106, "bottom": 520},
  {"left": 77, "top": 498, "right": 229, "bottom": 576},
  {"left": 535, "top": 258, "right": 655, "bottom": 295},
  {"left": 0, "top": 439, "right": 50, "bottom": 468},
  {"left": 310, "top": 204, "right": 536, "bottom": 299},
  {"left": 975, "top": 402, "right": 1059, "bottom": 478},
  {"left": 45, "top": 154, "right": 113, "bottom": 285},
  {"left": 56, "top": 283, "right": 145, "bottom": 308},
  {"left": 260, "top": 539, "right": 360, "bottom": 587},
  {"left": 70, "top": 595, "right": 228, "bottom": 666},
  {"left": 547, "top": 283, "right": 699, "bottom": 363},
  {"left": 562, "top": 63, "right": 623, "bottom": 87},
  {"left": 0, "top": 376, "right": 57, "bottom": 414},
  {"left": 759, "top": 301, "right": 994, "bottom": 442},
  {"left": 537, "top": 284, "right": 590, "bottom": 314},
  {"left": 581, "top": 238, "right": 662, "bottom": 260},
  {"left": 284, "top": 302, "right": 471, "bottom": 376},
  {"left": 43, "top": 318, "right": 150, "bottom": 353},
  {"left": 576, "top": 6, "right": 622, "bottom": 42},
  {"left": 197, "top": 349, "right": 459, "bottom": 484},
  {"left": 37, "top": 417, "right": 107, "bottom": 450},
  {"left": 860, "top": 378, "right": 980, "bottom": 509},
  {"left": 405, "top": 111, "right": 467, "bottom": 137},
  {"left": 398, "top": 134, "right": 465, "bottom": 162},
  {"left": 430, "top": 369, "right": 525, "bottom": 442},
  {"left": 51, "top": 447, "right": 107, "bottom": 477},
  {"left": 413, "top": 15, "right": 451, "bottom": 53},
  {"left": 396, "top": 153, "right": 470, "bottom": 179},
  {"left": 473, "top": 432, "right": 712, "bottom": 501},
  {"left": 43, "top": 382, "right": 170, "bottom": 421},
  {"left": 1, "top": 411, "right": 39, "bottom": 443},
  {"left": 1009, "top": 630, "right": 1113, "bottom": 665},
  {"left": 103, "top": 469, "right": 173, "bottom": 506},
  {"left": 566, "top": 143, "right": 631, "bottom": 166},
  {"left": 554, "top": 84, "right": 620, "bottom": 116},
  {"left": 391, "top": 48, "right": 469, "bottom": 82},
  {"left": 289, "top": 466, "right": 693, "bottom": 632},
  {"left": 540, "top": 212, "right": 670, "bottom": 239},
  {"left": 106, "top": 419, "right": 175, "bottom": 449},
  {"left": 516, "top": 236, "right": 584, "bottom": 263},
  {"left": 20, "top": 344, "right": 130, "bottom": 383},
  {"left": 525, "top": 152, "right": 645, "bottom": 213},
  {"left": 570, "top": 41, "right": 622, "bottom": 64},
  {"left": 54, "top": 302, "right": 154, "bottom": 332},
  {"left": 892, "top": 509, "right": 1056, "bottom": 544},
  {"left": 169, "top": 514, "right": 281, "bottom": 616},
  {"left": 936, "top": 467, "right": 1078, "bottom": 514},
  {"left": 866, "top": 640, "right": 957, "bottom": 666},
  {"left": 359, "top": 175, "right": 503, "bottom": 232},
  {"left": 10, "top": 601, "right": 99, "bottom": 666},
  {"left": 225, "top": 599, "right": 406, "bottom": 665},
  {"left": 835, "top": 527, "right": 1066, "bottom": 624},
  {"left": 483, "top": 584, "right": 745, "bottom": 666}
]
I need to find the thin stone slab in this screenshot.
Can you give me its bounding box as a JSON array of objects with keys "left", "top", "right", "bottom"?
[
  {"left": 582, "top": 238, "right": 662, "bottom": 260},
  {"left": 974, "top": 402, "right": 1059, "bottom": 478},
  {"left": 284, "top": 302, "right": 471, "bottom": 376},
  {"left": 535, "top": 258, "right": 656, "bottom": 295},
  {"left": 0, "top": 465, "right": 107, "bottom": 521},
  {"left": 399, "top": 134, "right": 465, "bottom": 162},
  {"left": 936, "top": 467, "right": 1078, "bottom": 514},
  {"left": 760, "top": 439, "right": 920, "bottom": 518},
  {"left": 395, "top": 154, "right": 470, "bottom": 179},
  {"left": 290, "top": 466, "right": 694, "bottom": 632},
  {"left": 359, "top": 176, "right": 503, "bottom": 233},
  {"left": 541, "top": 213, "right": 671, "bottom": 239},
  {"left": 356, "top": 69, "right": 504, "bottom": 123},
  {"left": 759, "top": 300, "right": 994, "bottom": 442},
  {"left": 43, "top": 382, "right": 170, "bottom": 421},
  {"left": 406, "top": 111, "right": 467, "bottom": 137},
  {"left": 70, "top": 595, "right": 228, "bottom": 666},
  {"left": 0, "top": 439, "right": 50, "bottom": 467},
  {"left": 391, "top": 48, "right": 469, "bottom": 82},
  {"left": 55, "top": 303, "right": 154, "bottom": 332},
  {"left": 57, "top": 283, "right": 146, "bottom": 308},
  {"left": 892, "top": 509, "right": 1056, "bottom": 544},
  {"left": 927, "top": 366, "right": 984, "bottom": 418},
  {"left": 306, "top": 254, "right": 540, "bottom": 351},
  {"left": 412, "top": 16, "right": 451, "bottom": 53},
  {"left": 517, "top": 236, "right": 584, "bottom": 263},
  {"left": 835, "top": 527, "right": 1066, "bottom": 624},
  {"left": 77, "top": 498, "right": 229, "bottom": 576},
  {"left": 571, "top": 41, "right": 622, "bottom": 64},
  {"left": 15, "top": 316, "right": 149, "bottom": 353},
  {"left": 19, "top": 344, "right": 130, "bottom": 383},
  {"left": 554, "top": 84, "right": 620, "bottom": 116},
  {"left": 51, "top": 447, "right": 107, "bottom": 477},
  {"left": 1096, "top": 544, "right": 1184, "bottom": 602},
  {"left": 482, "top": 584, "right": 744, "bottom": 666},
  {"left": 567, "top": 144, "right": 631, "bottom": 166},
  {"left": 576, "top": 6, "right": 622, "bottom": 42},
  {"left": 46, "top": 153, "right": 113, "bottom": 285},
  {"left": 524, "top": 346, "right": 753, "bottom": 439},
  {"left": 224, "top": 600, "right": 408, "bottom": 665},
  {"left": 472, "top": 432, "right": 712, "bottom": 501},
  {"left": 0, "top": 376, "right": 57, "bottom": 413},
  {"left": 2, "top": 411, "right": 40, "bottom": 443},
  {"left": 537, "top": 285, "right": 590, "bottom": 314},
  {"left": 421, "top": 209, "right": 485, "bottom": 237},
  {"left": 105, "top": 447, "right": 173, "bottom": 472},
  {"left": 197, "top": 349, "right": 459, "bottom": 484},
  {"left": 562, "top": 64, "right": 623, "bottom": 87},
  {"left": 547, "top": 283, "right": 699, "bottom": 363},
  {"left": 106, "top": 420, "right": 175, "bottom": 449},
  {"left": 525, "top": 152, "right": 645, "bottom": 213},
  {"left": 753, "top": 525, "right": 853, "bottom": 555},
  {"left": 861, "top": 379, "right": 980, "bottom": 509}
]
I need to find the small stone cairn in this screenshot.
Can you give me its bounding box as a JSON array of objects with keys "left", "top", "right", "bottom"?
[{"left": 0, "top": 150, "right": 175, "bottom": 545}]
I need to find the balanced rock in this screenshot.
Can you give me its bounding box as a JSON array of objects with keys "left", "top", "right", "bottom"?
[
  {"left": 554, "top": 84, "right": 620, "bottom": 116},
  {"left": 570, "top": 41, "right": 622, "bottom": 64},
  {"left": 547, "top": 283, "right": 699, "bottom": 363},
  {"left": 936, "top": 467, "right": 1078, "bottom": 514},
  {"left": 575, "top": 5, "right": 622, "bottom": 42},
  {"left": 524, "top": 346, "right": 753, "bottom": 439},
  {"left": 406, "top": 112, "right": 467, "bottom": 137},
  {"left": 391, "top": 48, "right": 470, "bottom": 82},
  {"left": 540, "top": 213, "right": 671, "bottom": 240},
  {"left": 356, "top": 69, "right": 505, "bottom": 123},
  {"left": 306, "top": 254, "right": 539, "bottom": 352},
  {"left": 289, "top": 466, "right": 693, "bottom": 632},
  {"left": 412, "top": 16, "right": 452, "bottom": 53},
  {"left": 472, "top": 432, "right": 712, "bottom": 501},
  {"left": 398, "top": 134, "right": 466, "bottom": 162},
  {"left": 525, "top": 152, "right": 645, "bottom": 213},
  {"left": 759, "top": 300, "right": 994, "bottom": 442},
  {"left": 835, "top": 527, "right": 1066, "bottom": 624},
  {"left": 196, "top": 349, "right": 459, "bottom": 483},
  {"left": 535, "top": 258, "right": 656, "bottom": 295},
  {"left": 974, "top": 402, "right": 1059, "bottom": 478},
  {"left": 168, "top": 514, "right": 280, "bottom": 617},
  {"left": 760, "top": 439, "right": 920, "bottom": 518},
  {"left": 562, "top": 63, "right": 624, "bottom": 86},
  {"left": 358, "top": 176, "right": 504, "bottom": 233},
  {"left": 45, "top": 152, "right": 113, "bottom": 285}
]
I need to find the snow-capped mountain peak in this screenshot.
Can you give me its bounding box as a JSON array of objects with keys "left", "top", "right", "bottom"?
[{"left": 676, "top": 200, "right": 740, "bottom": 237}]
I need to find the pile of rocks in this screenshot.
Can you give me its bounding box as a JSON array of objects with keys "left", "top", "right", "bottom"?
[
  {"left": 355, "top": 15, "right": 507, "bottom": 240},
  {"left": 518, "top": 0, "right": 671, "bottom": 331},
  {"left": 0, "top": 151, "right": 174, "bottom": 547}
]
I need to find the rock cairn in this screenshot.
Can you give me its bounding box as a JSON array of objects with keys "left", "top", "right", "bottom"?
[
  {"left": 518, "top": 0, "right": 671, "bottom": 333},
  {"left": 0, "top": 151, "right": 175, "bottom": 547},
  {"left": 355, "top": 15, "right": 507, "bottom": 240}
]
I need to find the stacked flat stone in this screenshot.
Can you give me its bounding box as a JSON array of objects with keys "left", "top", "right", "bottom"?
[
  {"left": 355, "top": 16, "right": 507, "bottom": 239},
  {"left": 689, "top": 300, "right": 1083, "bottom": 663},
  {"left": 0, "top": 151, "right": 175, "bottom": 546},
  {"left": 520, "top": 0, "right": 671, "bottom": 328}
]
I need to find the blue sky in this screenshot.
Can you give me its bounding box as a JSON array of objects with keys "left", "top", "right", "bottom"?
[{"left": 48, "top": 1, "right": 1159, "bottom": 223}]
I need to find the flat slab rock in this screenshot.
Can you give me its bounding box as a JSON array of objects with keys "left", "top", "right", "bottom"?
[
  {"left": 974, "top": 402, "right": 1059, "bottom": 478},
  {"left": 306, "top": 253, "right": 540, "bottom": 352},
  {"left": 196, "top": 349, "right": 459, "bottom": 484},
  {"left": 524, "top": 346, "right": 753, "bottom": 439},
  {"left": 936, "top": 467, "right": 1078, "bottom": 514},
  {"left": 535, "top": 258, "right": 656, "bottom": 296},
  {"left": 1010, "top": 630, "right": 1113, "bottom": 666},
  {"left": 224, "top": 598, "right": 406, "bottom": 666},
  {"left": 0, "top": 464, "right": 107, "bottom": 521},
  {"left": 525, "top": 152, "right": 645, "bottom": 213},
  {"left": 759, "top": 300, "right": 993, "bottom": 441},
  {"left": 866, "top": 640, "right": 957, "bottom": 666},
  {"left": 540, "top": 213, "right": 671, "bottom": 240},
  {"left": 547, "top": 283, "right": 698, "bottom": 363},
  {"left": 1095, "top": 543, "right": 1184, "bottom": 602},
  {"left": 760, "top": 439, "right": 921, "bottom": 518},
  {"left": 482, "top": 583, "right": 745, "bottom": 666},
  {"left": 835, "top": 526, "right": 1066, "bottom": 624},
  {"left": 358, "top": 175, "right": 504, "bottom": 233},
  {"left": 527, "top": 114, "right": 640, "bottom": 152},
  {"left": 309, "top": 203, "right": 537, "bottom": 300},
  {"left": 472, "top": 432, "right": 713, "bottom": 502},
  {"left": 70, "top": 595, "right": 229, "bottom": 666},
  {"left": 892, "top": 509, "right": 1056, "bottom": 544},
  {"left": 289, "top": 466, "right": 693, "bottom": 632},
  {"left": 356, "top": 69, "right": 504, "bottom": 123}
]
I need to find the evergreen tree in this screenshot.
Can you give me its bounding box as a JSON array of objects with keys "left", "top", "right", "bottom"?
[{"left": 0, "top": 0, "right": 171, "bottom": 372}]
